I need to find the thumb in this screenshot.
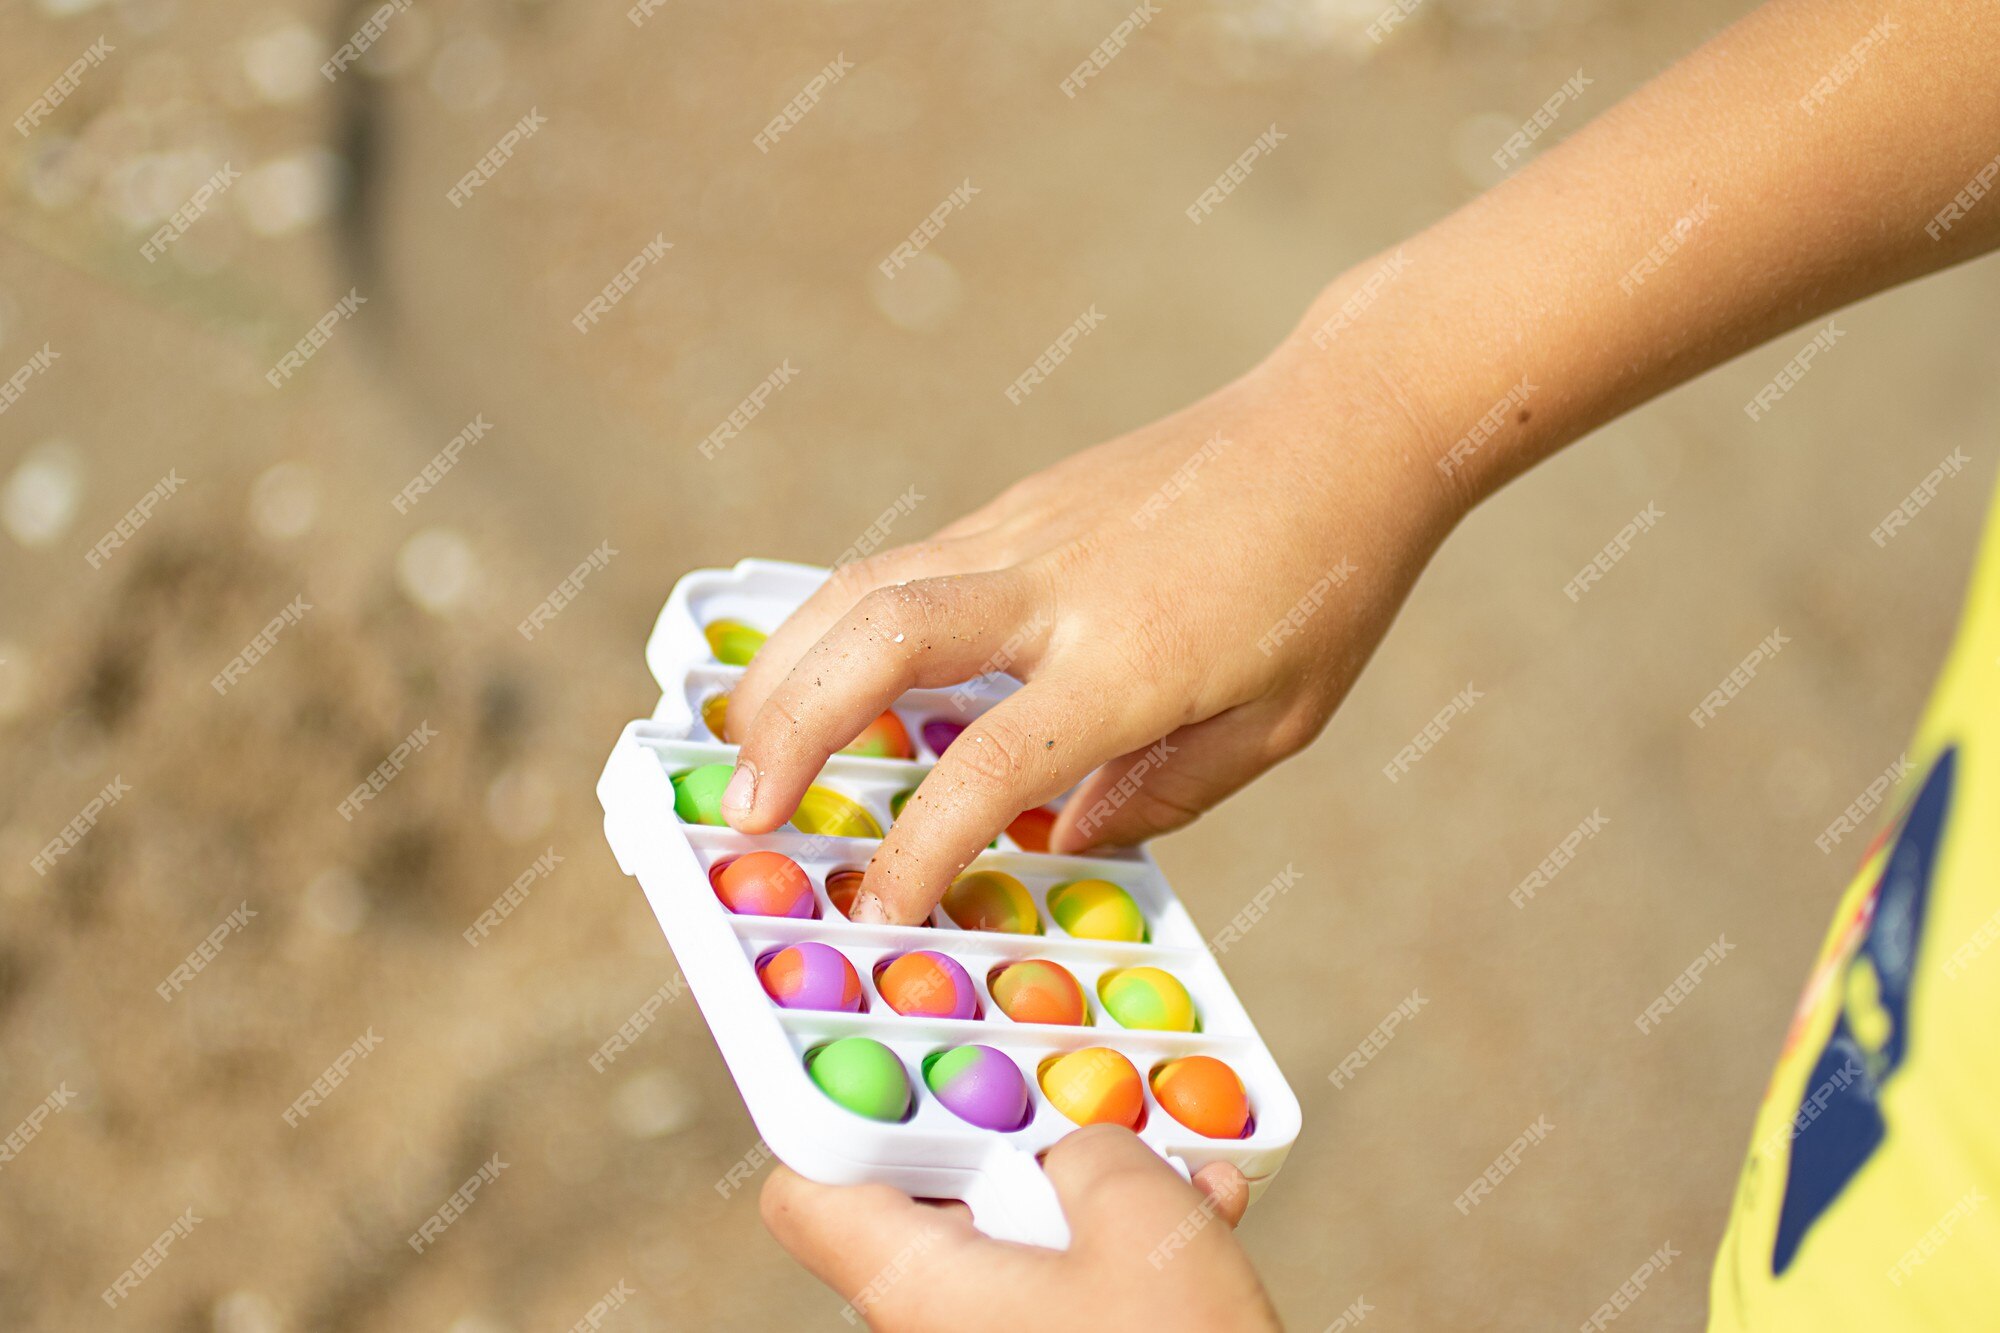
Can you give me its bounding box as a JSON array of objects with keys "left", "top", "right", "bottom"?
[{"left": 1039, "top": 1126, "right": 1227, "bottom": 1258}]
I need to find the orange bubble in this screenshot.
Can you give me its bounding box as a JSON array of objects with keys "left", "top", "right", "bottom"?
[
  {"left": 700, "top": 692, "right": 729, "bottom": 739},
  {"left": 1150, "top": 1056, "right": 1250, "bottom": 1139},
  {"left": 843, "top": 711, "right": 914, "bottom": 760},
  {"left": 1040, "top": 1048, "right": 1143, "bottom": 1128},
  {"left": 1006, "top": 806, "right": 1056, "bottom": 852},
  {"left": 826, "top": 869, "right": 866, "bottom": 920}
]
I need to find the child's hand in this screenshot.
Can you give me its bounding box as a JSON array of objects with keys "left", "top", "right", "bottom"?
[
  {"left": 760, "top": 1125, "right": 1280, "bottom": 1332},
  {"left": 720, "top": 0, "right": 2000, "bottom": 930},
  {"left": 721, "top": 339, "right": 1456, "bottom": 924}
]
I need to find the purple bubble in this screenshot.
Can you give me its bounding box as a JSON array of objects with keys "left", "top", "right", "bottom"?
[
  {"left": 921, "top": 718, "right": 966, "bottom": 757},
  {"left": 924, "top": 1045, "right": 1030, "bottom": 1131}
]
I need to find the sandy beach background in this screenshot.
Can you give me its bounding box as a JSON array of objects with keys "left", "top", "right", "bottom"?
[{"left": 2, "top": 1, "right": 1995, "bottom": 1328}]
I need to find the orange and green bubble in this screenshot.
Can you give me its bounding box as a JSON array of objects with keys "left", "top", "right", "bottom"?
[
  {"left": 989, "top": 959, "right": 1088, "bottom": 1026},
  {"left": 941, "top": 870, "right": 1040, "bottom": 934},
  {"left": 1098, "top": 966, "right": 1196, "bottom": 1031}
]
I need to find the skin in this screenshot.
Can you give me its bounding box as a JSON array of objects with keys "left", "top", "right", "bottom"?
[
  {"left": 740, "top": 0, "right": 2000, "bottom": 1323},
  {"left": 763, "top": 1127, "right": 1275, "bottom": 1333}
]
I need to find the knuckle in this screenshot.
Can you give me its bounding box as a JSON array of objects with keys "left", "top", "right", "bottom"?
[
  {"left": 1113, "top": 777, "right": 1207, "bottom": 838},
  {"left": 853, "top": 581, "right": 943, "bottom": 648},
  {"left": 1263, "top": 705, "right": 1328, "bottom": 761},
  {"left": 745, "top": 689, "right": 813, "bottom": 756},
  {"left": 827, "top": 554, "right": 894, "bottom": 602},
  {"left": 1079, "top": 606, "right": 1201, "bottom": 718},
  {"left": 941, "top": 717, "right": 1033, "bottom": 804}
]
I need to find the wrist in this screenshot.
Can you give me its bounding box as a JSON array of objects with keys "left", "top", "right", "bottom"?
[{"left": 1278, "top": 244, "right": 1573, "bottom": 519}]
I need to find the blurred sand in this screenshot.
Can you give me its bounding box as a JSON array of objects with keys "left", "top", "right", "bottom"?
[{"left": 2, "top": 1, "right": 1997, "bottom": 1329}]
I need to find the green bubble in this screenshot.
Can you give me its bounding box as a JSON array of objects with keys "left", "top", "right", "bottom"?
[
  {"left": 673, "top": 763, "right": 734, "bottom": 825},
  {"left": 705, "top": 619, "right": 767, "bottom": 666},
  {"left": 807, "top": 1037, "right": 909, "bottom": 1121}
]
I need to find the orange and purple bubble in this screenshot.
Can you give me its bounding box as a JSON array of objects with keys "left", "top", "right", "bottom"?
[
  {"left": 758, "top": 943, "right": 864, "bottom": 1012},
  {"left": 710, "top": 851, "right": 815, "bottom": 918},
  {"left": 875, "top": 951, "right": 980, "bottom": 1019}
]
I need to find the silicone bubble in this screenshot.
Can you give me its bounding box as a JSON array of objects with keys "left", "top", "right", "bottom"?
[
  {"left": 989, "top": 959, "right": 1088, "bottom": 1026},
  {"left": 758, "top": 943, "right": 864, "bottom": 1013},
  {"left": 842, "top": 711, "right": 914, "bottom": 760},
  {"left": 1047, "top": 878, "right": 1146, "bottom": 943},
  {"left": 705, "top": 618, "right": 766, "bottom": 666},
  {"left": 1098, "top": 966, "right": 1197, "bottom": 1032},
  {"left": 924, "top": 1046, "right": 1030, "bottom": 1131},
  {"left": 807, "top": 1037, "right": 909, "bottom": 1122},
  {"left": 825, "top": 868, "right": 866, "bottom": 921},
  {"left": 921, "top": 718, "right": 966, "bottom": 756},
  {"left": 791, "top": 785, "right": 883, "bottom": 839},
  {"left": 700, "top": 692, "right": 729, "bottom": 740},
  {"left": 877, "top": 951, "right": 979, "bottom": 1020},
  {"left": 1150, "top": 1056, "right": 1250, "bottom": 1139},
  {"left": 672, "top": 763, "right": 734, "bottom": 826},
  {"left": 710, "top": 851, "right": 815, "bottom": 918},
  {"left": 941, "top": 870, "right": 1040, "bottom": 934},
  {"left": 1006, "top": 806, "right": 1057, "bottom": 853},
  {"left": 1039, "top": 1048, "right": 1143, "bottom": 1129}
]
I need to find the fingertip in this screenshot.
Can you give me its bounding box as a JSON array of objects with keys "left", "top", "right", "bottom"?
[
  {"left": 1044, "top": 819, "right": 1095, "bottom": 857},
  {"left": 1191, "top": 1161, "right": 1251, "bottom": 1229},
  {"left": 758, "top": 1164, "right": 810, "bottom": 1240},
  {"left": 719, "top": 760, "right": 758, "bottom": 823}
]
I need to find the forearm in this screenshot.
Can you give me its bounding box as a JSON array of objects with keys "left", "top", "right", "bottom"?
[{"left": 1283, "top": 0, "right": 2000, "bottom": 508}]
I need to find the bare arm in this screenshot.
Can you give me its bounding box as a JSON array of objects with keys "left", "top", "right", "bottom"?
[
  {"left": 1298, "top": 0, "right": 2000, "bottom": 509},
  {"left": 722, "top": 0, "right": 2000, "bottom": 928}
]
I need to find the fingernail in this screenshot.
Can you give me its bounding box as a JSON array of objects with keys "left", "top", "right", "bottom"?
[
  {"left": 721, "top": 762, "right": 756, "bottom": 816},
  {"left": 850, "top": 891, "right": 891, "bottom": 925}
]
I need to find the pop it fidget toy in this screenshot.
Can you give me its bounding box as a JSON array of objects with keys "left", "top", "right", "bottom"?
[{"left": 598, "top": 560, "right": 1301, "bottom": 1247}]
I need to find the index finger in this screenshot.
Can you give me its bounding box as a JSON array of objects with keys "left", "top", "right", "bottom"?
[
  {"left": 851, "top": 667, "right": 1156, "bottom": 924},
  {"left": 724, "top": 544, "right": 993, "bottom": 745},
  {"left": 720, "top": 571, "right": 1046, "bottom": 837}
]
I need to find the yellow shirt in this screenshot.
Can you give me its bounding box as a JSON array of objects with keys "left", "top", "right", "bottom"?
[{"left": 1710, "top": 481, "right": 2000, "bottom": 1328}]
